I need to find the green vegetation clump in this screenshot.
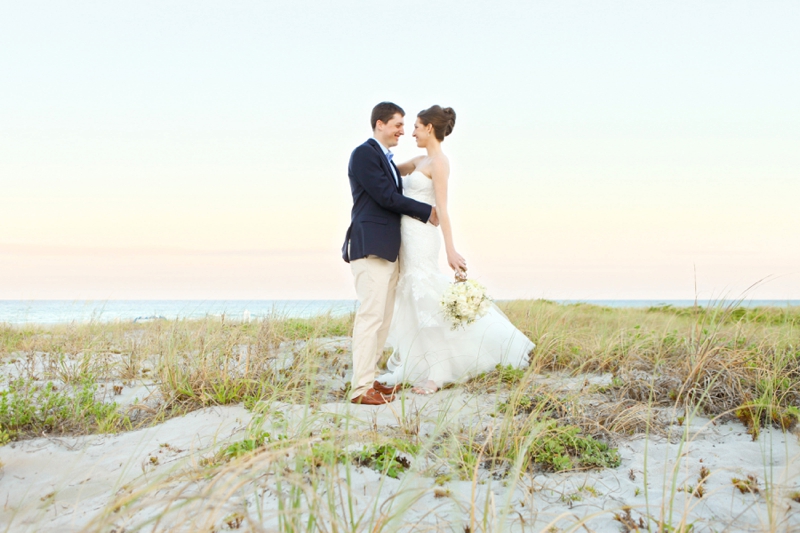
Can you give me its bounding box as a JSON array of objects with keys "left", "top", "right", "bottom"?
[
  {"left": 465, "top": 364, "right": 526, "bottom": 393},
  {"left": 732, "top": 474, "right": 760, "bottom": 495},
  {"left": 305, "top": 440, "right": 348, "bottom": 470},
  {"left": 529, "top": 422, "right": 621, "bottom": 472},
  {"left": 498, "top": 393, "right": 568, "bottom": 418},
  {"left": 278, "top": 317, "right": 351, "bottom": 339},
  {"left": 353, "top": 441, "right": 419, "bottom": 479},
  {"left": 0, "top": 378, "right": 128, "bottom": 440},
  {"left": 735, "top": 403, "right": 800, "bottom": 440},
  {"left": 646, "top": 304, "right": 800, "bottom": 326},
  {"left": 221, "top": 431, "right": 273, "bottom": 460}
]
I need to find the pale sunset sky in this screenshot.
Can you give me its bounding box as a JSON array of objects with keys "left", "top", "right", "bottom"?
[{"left": 1, "top": 1, "right": 798, "bottom": 300}]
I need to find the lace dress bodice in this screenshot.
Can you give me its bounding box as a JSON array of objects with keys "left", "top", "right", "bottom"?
[
  {"left": 399, "top": 172, "right": 442, "bottom": 290},
  {"left": 402, "top": 171, "right": 436, "bottom": 204}
]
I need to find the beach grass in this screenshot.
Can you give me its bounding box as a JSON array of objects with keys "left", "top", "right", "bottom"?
[{"left": 1, "top": 300, "right": 799, "bottom": 531}]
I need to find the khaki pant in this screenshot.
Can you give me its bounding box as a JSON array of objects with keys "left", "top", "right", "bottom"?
[{"left": 350, "top": 255, "right": 399, "bottom": 400}]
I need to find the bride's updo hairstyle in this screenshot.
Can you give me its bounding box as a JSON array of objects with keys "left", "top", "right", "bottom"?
[{"left": 417, "top": 105, "right": 456, "bottom": 141}]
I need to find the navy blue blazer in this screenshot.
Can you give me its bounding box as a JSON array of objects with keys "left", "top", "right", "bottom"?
[{"left": 342, "top": 139, "right": 433, "bottom": 263}]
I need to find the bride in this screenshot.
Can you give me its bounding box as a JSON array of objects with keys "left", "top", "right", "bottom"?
[{"left": 377, "top": 105, "right": 535, "bottom": 394}]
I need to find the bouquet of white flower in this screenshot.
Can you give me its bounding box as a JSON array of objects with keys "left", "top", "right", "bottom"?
[{"left": 440, "top": 272, "right": 492, "bottom": 330}]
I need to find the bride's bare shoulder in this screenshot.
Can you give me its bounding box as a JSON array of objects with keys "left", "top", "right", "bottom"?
[
  {"left": 430, "top": 154, "right": 450, "bottom": 177},
  {"left": 408, "top": 155, "right": 426, "bottom": 167},
  {"left": 416, "top": 154, "right": 450, "bottom": 179}
]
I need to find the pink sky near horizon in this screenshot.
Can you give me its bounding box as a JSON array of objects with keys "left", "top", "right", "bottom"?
[{"left": 2, "top": 216, "right": 797, "bottom": 301}]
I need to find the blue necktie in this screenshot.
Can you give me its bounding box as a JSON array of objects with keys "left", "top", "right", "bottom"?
[{"left": 386, "top": 152, "right": 394, "bottom": 163}]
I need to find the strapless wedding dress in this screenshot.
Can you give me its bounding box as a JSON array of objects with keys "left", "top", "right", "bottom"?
[{"left": 379, "top": 172, "right": 535, "bottom": 388}]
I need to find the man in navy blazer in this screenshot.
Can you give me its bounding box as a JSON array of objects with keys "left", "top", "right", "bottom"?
[{"left": 342, "top": 102, "right": 438, "bottom": 405}]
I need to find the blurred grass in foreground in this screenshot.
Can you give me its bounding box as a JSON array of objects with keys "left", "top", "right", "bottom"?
[{"left": 1, "top": 300, "right": 799, "bottom": 531}]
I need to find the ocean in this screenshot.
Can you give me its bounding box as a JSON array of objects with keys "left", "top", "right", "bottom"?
[{"left": 0, "top": 299, "right": 797, "bottom": 326}]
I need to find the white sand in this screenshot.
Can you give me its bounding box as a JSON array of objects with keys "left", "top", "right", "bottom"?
[
  {"left": 1, "top": 405, "right": 251, "bottom": 531},
  {"left": 2, "top": 385, "right": 800, "bottom": 532}
]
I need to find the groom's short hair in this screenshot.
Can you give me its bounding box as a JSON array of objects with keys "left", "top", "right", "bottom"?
[{"left": 371, "top": 102, "right": 405, "bottom": 130}]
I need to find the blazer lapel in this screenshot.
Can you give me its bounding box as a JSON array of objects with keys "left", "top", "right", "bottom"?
[
  {"left": 367, "top": 138, "right": 400, "bottom": 191},
  {"left": 391, "top": 160, "right": 402, "bottom": 192}
]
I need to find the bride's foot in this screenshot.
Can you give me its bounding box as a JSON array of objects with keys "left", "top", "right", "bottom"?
[{"left": 411, "top": 380, "right": 438, "bottom": 395}]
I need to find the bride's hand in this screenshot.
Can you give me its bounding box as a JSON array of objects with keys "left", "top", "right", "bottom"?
[{"left": 447, "top": 250, "right": 467, "bottom": 274}]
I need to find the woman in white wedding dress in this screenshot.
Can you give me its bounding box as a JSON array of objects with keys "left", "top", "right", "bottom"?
[{"left": 377, "top": 105, "right": 535, "bottom": 394}]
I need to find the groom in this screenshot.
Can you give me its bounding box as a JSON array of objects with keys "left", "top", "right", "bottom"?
[{"left": 342, "top": 102, "right": 439, "bottom": 405}]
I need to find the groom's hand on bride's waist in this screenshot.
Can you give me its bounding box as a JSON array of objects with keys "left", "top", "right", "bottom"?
[{"left": 428, "top": 206, "right": 440, "bottom": 227}]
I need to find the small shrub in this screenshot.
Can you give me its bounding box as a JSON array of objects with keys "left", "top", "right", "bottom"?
[
  {"left": 224, "top": 512, "right": 244, "bottom": 529},
  {"left": 736, "top": 402, "right": 800, "bottom": 440},
  {"left": 0, "top": 378, "right": 128, "bottom": 440},
  {"left": 221, "top": 431, "right": 272, "bottom": 460},
  {"left": 499, "top": 394, "right": 567, "bottom": 418},
  {"left": 732, "top": 474, "right": 760, "bottom": 495},
  {"left": 353, "top": 441, "right": 418, "bottom": 479},
  {"left": 613, "top": 507, "right": 646, "bottom": 531},
  {"left": 529, "top": 422, "right": 621, "bottom": 472},
  {"left": 305, "top": 440, "right": 347, "bottom": 469}
]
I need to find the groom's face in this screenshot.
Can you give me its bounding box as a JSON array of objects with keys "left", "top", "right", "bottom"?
[{"left": 376, "top": 113, "right": 404, "bottom": 148}]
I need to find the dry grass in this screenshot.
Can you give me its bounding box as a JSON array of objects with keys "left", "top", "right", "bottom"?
[
  {"left": 2, "top": 300, "right": 799, "bottom": 444},
  {"left": 2, "top": 300, "right": 799, "bottom": 531},
  {"left": 1, "top": 313, "right": 353, "bottom": 437},
  {"left": 503, "top": 300, "right": 800, "bottom": 426}
]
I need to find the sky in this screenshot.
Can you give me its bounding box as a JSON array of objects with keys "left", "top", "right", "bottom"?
[{"left": 1, "top": 1, "right": 798, "bottom": 301}]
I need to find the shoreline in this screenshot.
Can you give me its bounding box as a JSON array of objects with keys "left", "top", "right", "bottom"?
[{"left": 1, "top": 298, "right": 798, "bottom": 327}]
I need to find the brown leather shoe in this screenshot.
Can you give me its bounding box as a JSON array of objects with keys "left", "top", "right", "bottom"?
[
  {"left": 351, "top": 388, "right": 394, "bottom": 405},
  {"left": 373, "top": 380, "right": 403, "bottom": 395}
]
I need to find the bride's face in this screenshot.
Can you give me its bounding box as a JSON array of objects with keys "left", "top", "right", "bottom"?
[{"left": 412, "top": 118, "right": 433, "bottom": 148}]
